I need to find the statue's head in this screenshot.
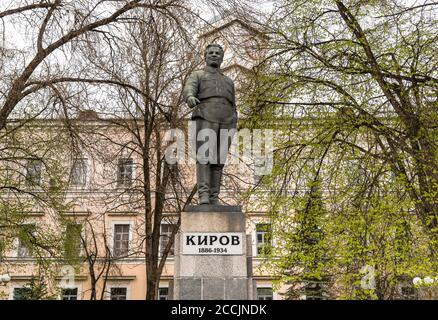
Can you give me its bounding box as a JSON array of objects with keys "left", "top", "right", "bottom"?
[{"left": 204, "top": 44, "right": 224, "bottom": 68}]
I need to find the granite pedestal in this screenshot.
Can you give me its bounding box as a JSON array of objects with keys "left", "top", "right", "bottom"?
[{"left": 173, "top": 205, "right": 253, "bottom": 300}]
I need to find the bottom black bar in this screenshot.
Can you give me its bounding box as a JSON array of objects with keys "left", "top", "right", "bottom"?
[{"left": 0, "top": 300, "right": 435, "bottom": 319}]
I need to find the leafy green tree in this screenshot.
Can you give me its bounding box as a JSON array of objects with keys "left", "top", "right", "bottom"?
[
  {"left": 0, "top": 121, "right": 77, "bottom": 295},
  {"left": 243, "top": 0, "right": 437, "bottom": 299},
  {"left": 275, "top": 178, "right": 330, "bottom": 299}
]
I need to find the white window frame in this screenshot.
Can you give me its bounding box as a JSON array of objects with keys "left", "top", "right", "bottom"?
[
  {"left": 59, "top": 284, "right": 82, "bottom": 301},
  {"left": 159, "top": 223, "right": 175, "bottom": 257},
  {"left": 106, "top": 284, "right": 130, "bottom": 300},
  {"left": 70, "top": 157, "right": 89, "bottom": 188},
  {"left": 256, "top": 224, "right": 270, "bottom": 255},
  {"left": 251, "top": 220, "right": 272, "bottom": 257},
  {"left": 116, "top": 157, "right": 134, "bottom": 187},
  {"left": 15, "top": 223, "right": 37, "bottom": 258},
  {"left": 15, "top": 237, "right": 30, "bottom": 259},
  {"left": 256, "top": 280, "right": 280, "bottom": 300},
  {"left": 9, "top": 285, "right": 32, "bottom": 300},
  {"left": 109, "top": 220, "right": 133, "bottom": 258},
  {"left": 158, "top": 286, "right": 169, "bottom": 300},
  {"left": 256, "top": 286, "right": 274, "bottom": 300},
  {"left": 25, "top": 158, "right": 43, "bottom": 186}
]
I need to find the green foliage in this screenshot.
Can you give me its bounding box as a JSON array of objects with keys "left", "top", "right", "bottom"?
[
  {"left": 0, "top": 122, "right": 75, "bottom": 283},
  {"left": 63, "top": 222, "right": 83, "bottom": 264},
  {"left": 13, "top": 277, "right": 57, "bottom": 300},
  {"left": 243, "top": 0, "right": 438, "bottom": 299}
]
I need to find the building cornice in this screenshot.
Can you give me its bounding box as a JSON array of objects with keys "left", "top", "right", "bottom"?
[
  {"left": 200, "top": 19, "right": 269, "bottom": 40},
  {"left": 105, "top": 276, "right": 136, "bottom": 281}
]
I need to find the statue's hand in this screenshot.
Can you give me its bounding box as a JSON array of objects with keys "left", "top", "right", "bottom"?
[{"left": 187, "top": 96, "right": 200, "bottom": 108}]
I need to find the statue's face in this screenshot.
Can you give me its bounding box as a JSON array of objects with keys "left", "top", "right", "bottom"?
[{"left": 205, "top": 46, "right": 223, "bottom": 68}]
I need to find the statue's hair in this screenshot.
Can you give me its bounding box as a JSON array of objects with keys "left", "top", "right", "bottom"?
[{"left": 204, "top": 43, "right": 224, "bottom": 57}]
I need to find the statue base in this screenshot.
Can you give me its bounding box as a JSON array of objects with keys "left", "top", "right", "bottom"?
[{"left": 173, "top": 205, "right": 254, "bottom": 300}]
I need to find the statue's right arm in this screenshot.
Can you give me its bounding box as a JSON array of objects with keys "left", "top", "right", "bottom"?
[{"left": 183, "top": 72, "right": 200, "bottom": 108}]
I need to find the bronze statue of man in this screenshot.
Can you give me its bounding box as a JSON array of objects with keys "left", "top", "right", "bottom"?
[{"left": 183, "top": 44, "right": 237, "bottom": 205}]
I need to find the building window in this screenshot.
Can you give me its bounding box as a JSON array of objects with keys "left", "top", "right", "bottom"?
[
  {"left": 64, "top": 223, "right": 82, "bottom": 260},
  {"left": 61, "top": 288, "right": 78, "bottom": 300},
  {"left": 113, "top": 224, "right": 130, "bottom": 257},
  {"left": 71, "top": 158, "right": 87, "bottom": 187},
  {"left": 158, "top": 287, "right": 169, "bottom": 300},
  {"left": 160, "top": 224, "right": 175, "bottom": 256},
  {"left": 13, "top": 287, "right": 33, "bottom": 300},
  {"left": 257, "top": 287, "right": 273, "bottom": 300},
  {"left": 110, "top": 287, "right": 127, "bottom": 300},
  {"left": 117, "top": 158, "right": 133, "bottom": 187},
  {"left": 17, "top": 224, "right": 36, "bottom": 258},
  {"left": 256, "top": 223, "right": 272, "bottom": 256},
  {"left": 25, "top": 159, "right": 42, "bottom": 186}
]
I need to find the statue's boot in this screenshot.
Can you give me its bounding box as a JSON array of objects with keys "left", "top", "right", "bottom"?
[
  {"left": 209, "top": 165, "right": 223, "bottom": 205},
  {"left": 197, "top": 163, "right": 210, "bottom": 204}
]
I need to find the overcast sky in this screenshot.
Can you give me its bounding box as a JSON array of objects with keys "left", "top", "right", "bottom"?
[
  {"left": 0, "top": 0, "right": 275, "bottom": 50},
  {"left": 1, "top": 0, "right": 431, "bottom": 52}
]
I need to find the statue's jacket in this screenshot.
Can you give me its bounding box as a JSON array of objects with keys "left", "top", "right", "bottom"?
[{"left": 183, "top": 66, "right": 237, "bottom": 124}]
